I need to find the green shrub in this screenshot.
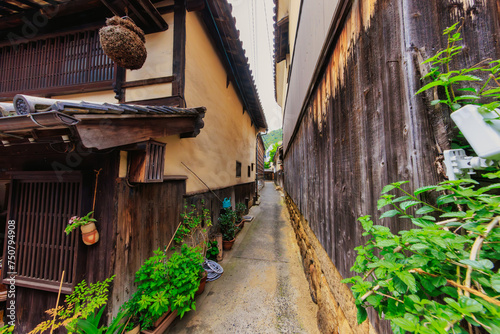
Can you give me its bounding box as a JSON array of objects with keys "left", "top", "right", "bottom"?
[
  {"left": 344, "top": 174, "right": 500, "bottom": 333},
  {"left": 218, "top": 209, "right": 236, "bottom": 241}
]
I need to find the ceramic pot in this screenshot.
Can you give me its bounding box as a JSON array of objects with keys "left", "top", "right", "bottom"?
[
  {"left": 81, "top": 222, "right": 99, "bottom": 245},
  {"left": 196, "top": 271, "right": 208, "bottom": 296},
  {"left": 126, "top": 325, "right": 140, "bottom": 334},
  {"left": 222, "top": 238, "right": 235, "bottom": 250}
]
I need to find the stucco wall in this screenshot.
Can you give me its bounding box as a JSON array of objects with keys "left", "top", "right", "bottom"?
[
  {"left": 52, "top": 90, "right": 117, "bottom": 103},
  {"left": 51, "top": 10, "right": 259, "bottom": 194},
  {"left": 161, "top": 11, "right": 258, "bottom": 194}
]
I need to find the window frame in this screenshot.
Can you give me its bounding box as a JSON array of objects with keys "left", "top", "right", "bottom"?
[
  {"left": 236, "top": 161, "right": 241, "bottom": 178},
  {"left": 2, "top": 171, "right": 83, "bottom": 294},
  {"left": 0, "top": 28, "right": 115, "bottom": 98}
]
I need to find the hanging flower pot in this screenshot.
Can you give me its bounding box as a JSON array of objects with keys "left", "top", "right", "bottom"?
[
  {"left": 65, "top": 212, "right": 100, "bottom": 246},
  {"left": 81, "top": 221, "right": 100, "bottom": 245},
  {"left": 99, "top": 16, "right": 147, "bottom": 70}
]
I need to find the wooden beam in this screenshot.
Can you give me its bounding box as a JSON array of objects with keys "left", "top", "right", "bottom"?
[
  {"left": 0, "top": 81, "right": 114, "bottom": 99},
  {"left": 122, "top": 76, "right": 175, "bottom": 88},
  {"left": 172, "top": 0, "right": 186, "bottom": 104},
  {"left": 99, "top": 0, "right": 167, "bottom": 33},
  {"left": 186, "top": 0, "right": 204, "bottom": 12},
  {"left": 135, "top": 0, "right": 168, "bottom": 30},
  {"left": 75, "top": 116, "right": 199, "bottom": 150}
]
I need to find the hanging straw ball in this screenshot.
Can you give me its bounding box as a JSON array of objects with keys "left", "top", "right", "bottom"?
[{"left": 99, "top": 16, "right": 147, "bottom": 70}]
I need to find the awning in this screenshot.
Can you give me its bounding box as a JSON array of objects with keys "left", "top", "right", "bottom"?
[{"left": 0, "top": 95, "right": 206, "bottom": 150}]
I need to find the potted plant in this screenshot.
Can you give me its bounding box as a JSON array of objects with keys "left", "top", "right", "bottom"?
[
  {"left": 205, "top": 240, "right": 219, "bottom": 261},
  {"left": 122, "top": 245, "right": 204, "bottom": 334},
  {"left": 167, "top": 244, "right": 204, "bottom": 311},
  {"left": 122, "top": 248, "right": 170, "bottom": 332},
  {"left": 65, "top": 211, "right": 100, "bottom": 245},
  {"left": 76, "top": 306, "right": 128, "bottom": 334},
  {"left": 234, "top": 202, "right": 247, "bottom": 232},
  {"left": 218, "top": 209, "right": 236, "bottom": 250},
  {"left": 29, "top": 276, "right": 116, "bottom": 334}
]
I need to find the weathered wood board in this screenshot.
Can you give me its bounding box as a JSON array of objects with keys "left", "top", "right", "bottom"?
[{"left": 283, "top": 0, "right": 500, "bottom": 332}]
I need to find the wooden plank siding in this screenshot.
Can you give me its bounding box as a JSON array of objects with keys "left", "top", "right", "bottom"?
[
  {"left": 111, "top": 179, "right": 186, "bottom": 317},
  {"left": 283, "top": 0, "right": 500, "bottom": 332},
  {"left": 0, "top": 148, "right": 120, "bottom": 334}
]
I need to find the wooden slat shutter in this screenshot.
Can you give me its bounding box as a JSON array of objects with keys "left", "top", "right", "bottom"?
[
  {"left": 3, "top": 172, "right": 82, "bottom": 294},
  {"left": 0, "top": 29, "right": 114, "bottom": 95}
]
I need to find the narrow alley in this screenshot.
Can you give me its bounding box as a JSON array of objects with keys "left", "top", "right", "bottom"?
[{"left": 166, "top": 182, "right": 320, "bottom": 333}]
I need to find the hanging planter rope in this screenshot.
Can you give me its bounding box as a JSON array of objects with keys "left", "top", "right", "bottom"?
[{"left": 99, "top": 16, "right": 147, "bottom": 70}]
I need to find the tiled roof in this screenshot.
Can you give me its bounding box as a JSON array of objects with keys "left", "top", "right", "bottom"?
[
  {"left": 0, "top": 95, "right": 206, "bottom": 149},
  {"left": 4, "top": 95, "right": 206, "bottom": 117}
]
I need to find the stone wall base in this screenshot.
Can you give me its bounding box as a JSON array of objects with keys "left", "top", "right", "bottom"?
[{"left": 285, "top": 194, "right": 377, "bottom": 334}]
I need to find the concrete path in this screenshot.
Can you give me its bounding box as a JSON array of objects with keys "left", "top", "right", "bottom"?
[{"left": 166, "top": 182, "right": 320, "bottom": 334}]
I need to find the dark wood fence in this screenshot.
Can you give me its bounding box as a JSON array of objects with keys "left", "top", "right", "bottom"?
[{"left": 283, "top": 0, "right": 500, "bottom": 332}]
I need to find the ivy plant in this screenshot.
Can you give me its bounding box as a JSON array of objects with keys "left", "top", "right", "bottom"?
[{"left": 343, "top": 174, "right": 500, "bottom": 334}]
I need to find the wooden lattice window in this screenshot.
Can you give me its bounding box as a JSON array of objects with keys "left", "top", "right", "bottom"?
[
  {"left": 0, "top": 29, "right": 115, "bottom": 96},
  {"left": 2, "top": 172, "right": 82, "bottom": 294},
  {"left": 128, "top": 141, "right": 166, "bottom": 183}
]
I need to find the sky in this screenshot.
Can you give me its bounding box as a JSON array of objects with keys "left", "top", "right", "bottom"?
[{"left": 228, "top": 0, "right": 282, "bottom": 131}]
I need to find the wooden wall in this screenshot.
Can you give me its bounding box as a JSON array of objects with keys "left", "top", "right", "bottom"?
[
  {"left": 283, "top": 0, "right": 500, "bottom": 332},
  {"left": 0, "top": 145, "right": 120, "bottom": 333},
  {"left": 184, "top": 182, "right": 256, "bottom": 231},
  {"left": 111, "top": 179, "right": 186, "bottom": 317}
]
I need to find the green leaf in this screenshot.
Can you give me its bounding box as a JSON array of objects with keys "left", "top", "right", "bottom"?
[
  {"left": 376, "top": 239, "right": 397, "bottom": 248},
  {"left": 396, "top": 271, "right": 417, "bottom": 293},
  {"left": 414, "top": 185, "right": 437, "bottom": 195},
  {"left": 459, "top": 259, "right": 492, "bottom": 270},
  {"left": 380, "top": 210, "right": 400, "bottom": 219},
  {"left": 448, "top": 75, "right": 482, "bottom": 83},
  {"left": 357, "top": 305, "right": 368, "bottom": 324},
  {"left": 366, "top": 294, "right": 384, "bottom": 307},
  {"left": 416, "top": 80, "right": 444, "bottom": 95},
  {"left": 439, "top": 211, "right": 466, "bottom": 218},
  {"left": 453, "top": 95, "right": 479, "bottom": 101},
  {"left": 457, "top": 87, "right": 477, "bottom": 93},
  {"left": 416, "top": 206, "right": 435, "bottom": 215},
  {"left": 481, "top": 87, "right": 500, "bottom": 95},
  {"left": 410, "top": 243, "right": 429, "bottom": 252},
  {"left": 391, "top": 317, "right": 416, "bottom": 332},
  {"left": 491, "top": 273, "right": 500, "bottom": 292},
  {"left": 400, "top": 200, "right": 420, "bottom": 211},
  {"left": 459, "top": 296, "right": 483, "bottom": 313},
  {"left": 358, "top": 216, "right": 373, "bottom": 231},
  {"left": 382, "top": 184, "right": 396, "bottom": 194}
]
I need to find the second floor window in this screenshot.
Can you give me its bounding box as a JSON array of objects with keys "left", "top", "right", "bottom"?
[{"left": 0, "top": 29, "right": 115, "bottom": 95}]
